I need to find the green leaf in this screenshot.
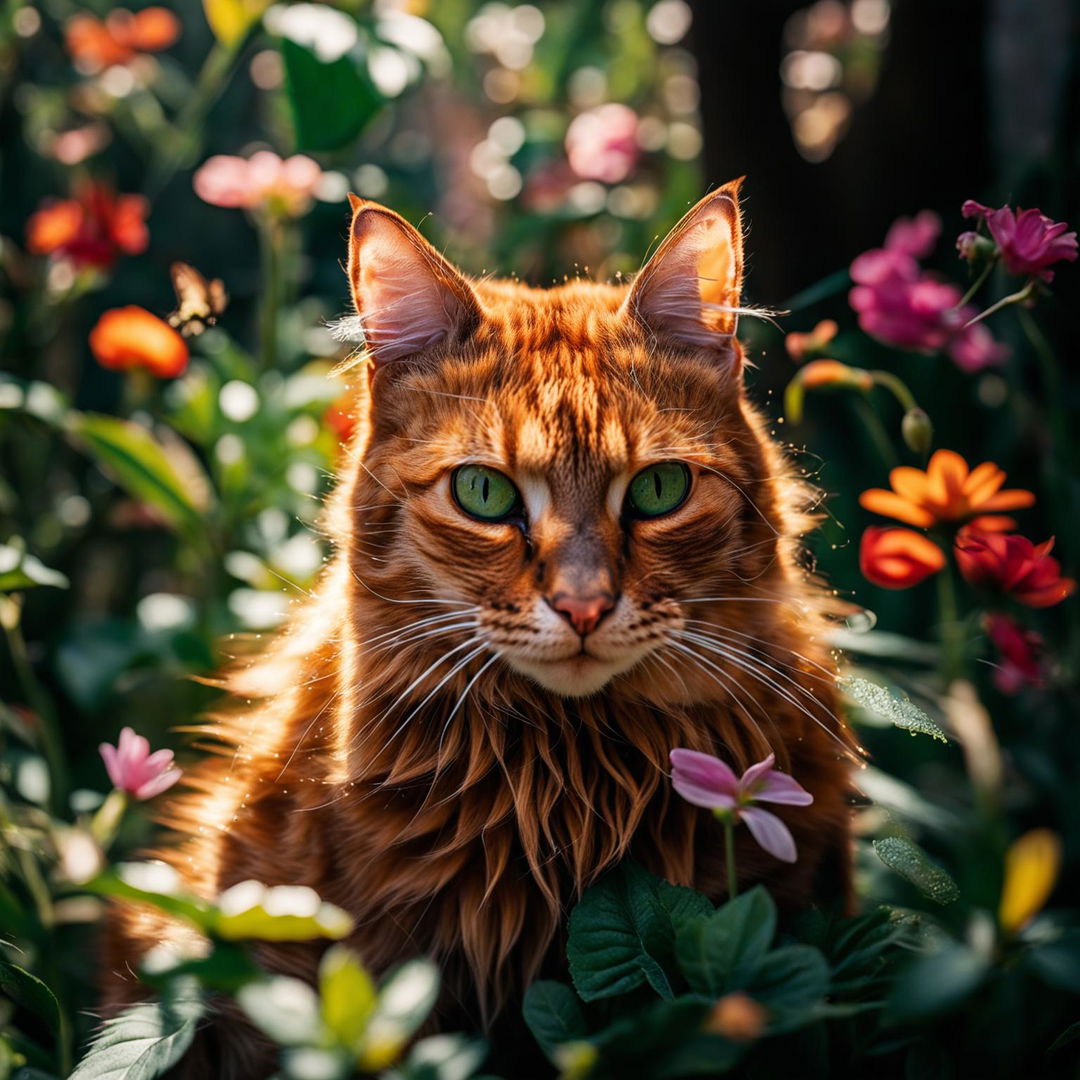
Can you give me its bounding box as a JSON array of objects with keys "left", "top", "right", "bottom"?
[
  {"left": 69, "top": 978, "right": 204, "bottom": 1079},
  {"left": 0, "top": 962, "right": 61, "bottom": 1033},
  {"left": 398, "top": 1035, "right": 488, "bottom": 1080},
  {"left": 674, "top": 887, "right": 777, "bottom": 996},
  {"left": 0, "top": 542, "right": 69, "bottom": 592},
  {"left": 319, "top": 946, "right": 376, "bottom": 1050},
  {"left": 886, "top": 941, "right": 988, "bottom": 1022},
  {"left": 873, "top": 837, "right": 960, "bottom": 905},
  {"left": 237, "top": 976, "right": 323, "bottom": 1047},
  {"left": 279, "top": 36, "right": 382, "bottom": 153},
  {"left": 357, "top": 960, "right": 441, "bottom": 1072},
  {"left": 67, "top": 414, "right": 212, "bottom": 540},
  {"left": 1027, "top": 930, "right": 1080, "bottom": 993},
  {"left": 748, "top": 945, "right": 830, "bottom": 1027},
  {"left": 567, "top": 862, "right": 713, "bottom": 1002},
  {"left": 522, "top": 982, "right": 587, "bottom": 1061},
  {"left": 83, "top": 868, "right": 217, "bottom": 934},
  {"left": 0, "top": 374, "right": 68, "bottom": 424},
  {"left": 840, "top": 676, "right": 948, "bottom": 742},
  {"left": 213, "top": 882, "right": 354, "bottom": 942}
]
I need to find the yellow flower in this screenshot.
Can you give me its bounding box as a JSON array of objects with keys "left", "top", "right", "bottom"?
[{"left": 998, "top": 828, "right": 1061, "bottom": 933}]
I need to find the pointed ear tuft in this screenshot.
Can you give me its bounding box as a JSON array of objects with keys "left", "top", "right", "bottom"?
[
  {"left": 346, "top": 198, "right": 480, "bottom": 366},
  {"left": 622, "top": 180, "right": 745, "bottom": 356}
]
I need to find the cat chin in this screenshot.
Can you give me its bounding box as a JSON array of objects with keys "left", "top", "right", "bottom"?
[{"left": 503, "top": 653, "right": 638, "bottom": 698}]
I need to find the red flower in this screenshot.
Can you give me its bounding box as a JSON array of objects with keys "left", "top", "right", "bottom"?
[
  {"left": 962, "top": 201, "right": 1077, "bottom": 282},
  {"left": 955, "top": 531, "right": 1076, "bottom": 608},
  {"left": 859, "top": 526, "right": 946, "bottom": 589},
  {"left": 26, "top": 181, "right": 148, "bottom": 270},
  {"left": 89, "top": 307, "right": 189, "bottom": 378},
  {"left": 65, "top": 7, "right": 180, "bottom": 75},
  {"left": 984, "top": 613, "right": 1045, "bottom": 694}
]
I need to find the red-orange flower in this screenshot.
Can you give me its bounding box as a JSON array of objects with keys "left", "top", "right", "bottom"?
[
  {"left": 860, "top": 526, "right": 946, "bottom": 589},
  {"left": 65, "top": 7, "right": 180, "bottom": 74},
  {"left": 955, "top": 531, "right": 1076, "bottom": 608},
  {"left": 860, "top": 449, "right": 1034, "bottom": 531},
  {"left": 784, "top": 319, "right": 838, "bottom": 362},
  {"left": 89, "top": 307, "right": 189, "bottom": 378},
  {"left": 26, "top": 181, "right": 148, "bottom": 270},
  {"left": 325, "top": 399, "right": 356, "bottom": 443}
]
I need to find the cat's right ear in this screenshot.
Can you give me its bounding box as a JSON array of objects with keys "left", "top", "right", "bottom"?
[{"left": 346, "top": 194, "right": 481, "bottom": 365}]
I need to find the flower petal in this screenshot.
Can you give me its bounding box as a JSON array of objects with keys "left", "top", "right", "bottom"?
[
  {"left": 133, "top": 767, "right": 182, "bottom": 801},
  {"left": 740, "top": 808, "right": 798, "bottom": 863},
  {"left": 858, "top": 489, "right": 935, "bottom": 528},
  {"left": 670, "top": 748, "right": 739, "bottom": 809},
  {"left": 737, "top": 753, "right": 776, "bottom": 794},
  {"left": 753, "top": 772, "right": 815, "bottom": 806}
]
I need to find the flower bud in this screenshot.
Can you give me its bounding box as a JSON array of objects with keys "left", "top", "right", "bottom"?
[
  {"left": 784, "top": 360, "right": 873, "bottom": 424},
  {"left": 901, "top": 407, "right": 933, "bottom": 457},
  {"left": 784, "top": 319, "right": 837, "bottom": 362},
  {"left": 956, "top": 231, "right": 996, "bottom": 265},
  {"left": 705, "top": 992, "right": 768, "bottom": 1041}
]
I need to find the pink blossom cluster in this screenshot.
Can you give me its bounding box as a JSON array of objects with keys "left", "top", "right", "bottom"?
[
  {"left": 564, "top": 103, "right": 639, "bottom": 185},
  {"left": 194, "top": 151, "right": 323, "bottom": 218},
  {"left": 849, "top": 211, "right": 1007, "bottom": 373}
]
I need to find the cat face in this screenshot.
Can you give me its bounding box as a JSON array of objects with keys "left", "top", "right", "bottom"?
[{"left": 343, "top": 183, "right": 787, "bottom": 699}]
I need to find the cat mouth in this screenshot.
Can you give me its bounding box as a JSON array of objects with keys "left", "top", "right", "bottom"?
[{"left": 501, "top": 648, "right": 640, "bottom": 698}]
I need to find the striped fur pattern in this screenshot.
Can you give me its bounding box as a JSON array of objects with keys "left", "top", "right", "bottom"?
[{"left": 102, "top": 182, "right": 856, "bottom": 1072}]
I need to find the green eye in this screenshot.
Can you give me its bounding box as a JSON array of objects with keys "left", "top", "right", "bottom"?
[
  {"left": 626, "top": 461, "right": 691, "bottom": 519},
  {"left": 452, "top": 465, "right": 522, "bottom": 521}
]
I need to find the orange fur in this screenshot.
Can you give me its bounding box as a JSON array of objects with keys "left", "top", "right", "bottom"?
[{"left": 101, "top": 183, "right": 857, "bottom": 1075}]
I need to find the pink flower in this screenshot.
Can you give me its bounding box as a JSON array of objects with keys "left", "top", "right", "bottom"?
[
  {"left": 849, "top": 215, "right": 1008, "bottom": 373},
  {"left": 884, "top": 209, "right": 941, "bottom": 258},
  {"left": 564, "top": 103, "right": 639, "bottom": 185},
  {"left": 193, "top": 151, "right": 323, "bottom": 218},
  {"left": 99, "top": 727, "right": 181, "bottom": 800},
  {"left": 961, "top": 201, "right": 1077, "bottom": 281},
  {"left": 670, "top": 749, "right": 812, "bottom": 863},
  {"left": 984, "top": 613, "right": 1046, "bottom": 695}
]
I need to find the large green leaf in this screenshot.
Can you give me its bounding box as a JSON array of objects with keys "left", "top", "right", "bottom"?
[
  {"left": 67, "top": 414, "right": 212, "bottom": 540},
  {"left": 279, "top": 36, "right": 382, "bottom": 152},
  {"left": 748, "top": 945, "right": 830, "bottom": 1027},
  {"left": 886, "top": 941, "right": 988, "bottom": 1022},
  {"left": 0, "top": 962, "right": 61, "bottom": 1033},
  {"left": 68, "top": 979, "right": 204, "bottom": 1079},
  {"left": 567, "top": 862, "right": 713, "bottom": 1002},
  {"left": 522, "top": 981, "right": 587, "bottom": 1061},
  {"left": 873, "top": 837, "right": 960, "bottom": 905},
  {"left": 674, "top": 887, "right": 777, "bottom": 996}
]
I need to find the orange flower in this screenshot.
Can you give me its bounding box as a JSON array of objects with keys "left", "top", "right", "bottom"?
[
  {"left": 65, "top": 7, "right": 180, "bottom": 74},
  {"left": 785, "top": 319, "right": 838, "bottom": 362},
  {"left": 89, "top": 307, "right": 189, "bottom": 378},
  {"left": 860, "top": 526, "right": 946, "bottom": 589},
  {"left": 859, "top": 449, "right": 1034, "bottom": 531},
  {"left": 26, "top": 181, "right": 148, "bottom": 270},
  {"left": 955, "top": 531, "right": 1076, "bottom": 609}
]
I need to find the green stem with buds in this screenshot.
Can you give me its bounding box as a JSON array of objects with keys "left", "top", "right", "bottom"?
[{"left": 870, "top": 370, "right": 919, "bottom": 413}]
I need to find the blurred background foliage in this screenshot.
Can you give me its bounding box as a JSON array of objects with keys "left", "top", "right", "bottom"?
[{"left": 0, "top": 0, "right": 1079, "bottom": 1075}]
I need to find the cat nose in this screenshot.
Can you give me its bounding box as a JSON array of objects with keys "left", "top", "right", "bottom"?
[{"left": 547, "top": 592, "right": 617, "bottom": 636}]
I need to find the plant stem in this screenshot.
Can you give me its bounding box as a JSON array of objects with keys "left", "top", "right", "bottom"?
[
  {"left": 869, "top": 370, "right": 918, "bottom": 413},
  {"left": 1, "top": 599, "right": 68, "bottom": 816},
  {"left": 853, "top": 397, "right": 900, "bottom": 469},
  {"left": 258, "top": 215, "right": 284, "bottom": 369},
  {"left": 955, "top": 259, "right": 995, "bottom": 308},
  {"left": 723, "top": 816, "right": 738, "bottom": 899},
  {"left": 962, "top": 279, "right": 1035, "bottom": 329},
  {"left": 935, "top": 560, "right": 965, "bottom": 686}
]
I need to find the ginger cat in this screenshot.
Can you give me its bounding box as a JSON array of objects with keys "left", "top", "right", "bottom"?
[{"left": 102, "top": 180, "right": 855, "bottom": 1077}]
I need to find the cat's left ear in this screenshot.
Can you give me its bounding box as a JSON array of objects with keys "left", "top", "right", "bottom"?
[{"left": 622, "top": 179, "right": 744, "bottom": 358}]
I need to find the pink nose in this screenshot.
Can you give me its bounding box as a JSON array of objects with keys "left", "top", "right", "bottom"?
[{"left": 549, "top": 592, "right": 616, "bottom": 636}]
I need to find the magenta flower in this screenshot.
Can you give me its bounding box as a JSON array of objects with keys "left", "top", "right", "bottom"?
[
  {"left": 194, "top": 151, "right": 323, "bottom": 218},
  {"left": 99, "top": 727, "right": 181, "bottom": 800},
  {"left": 849, "top": 214, "right": 1008, "bottom": 373},
  {"left": 670, "top": 749, "right": 812, "bottom": 863},
  {"left": 961, "top": 200, "right": 1078, "bottom": 281}
]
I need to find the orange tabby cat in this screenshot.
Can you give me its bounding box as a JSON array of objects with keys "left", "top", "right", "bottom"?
[{"left": 102, "top": 180, "right": 856, "bottom": 1076}]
